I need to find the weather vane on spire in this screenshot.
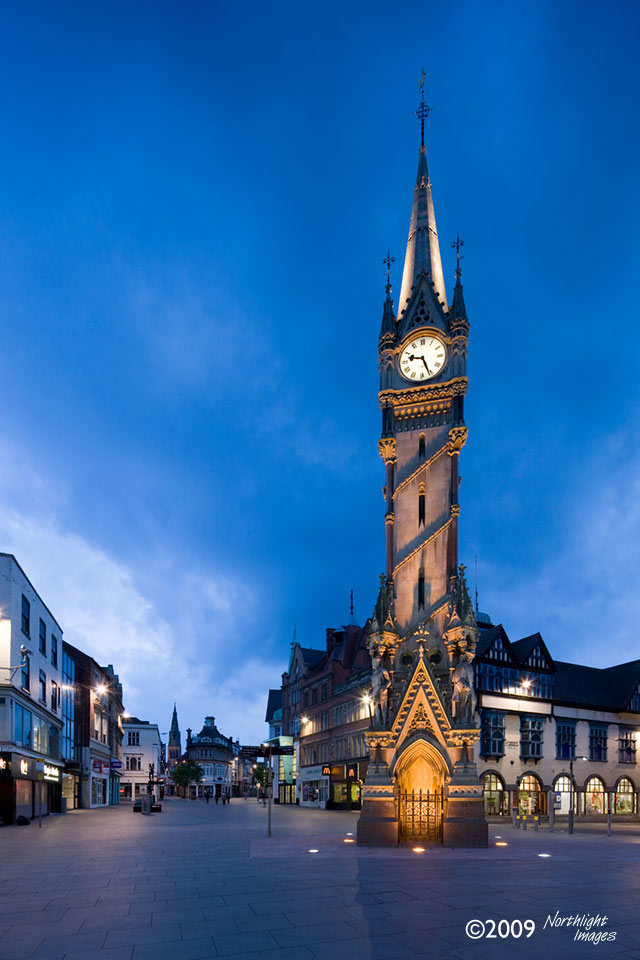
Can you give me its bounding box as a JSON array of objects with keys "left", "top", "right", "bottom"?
[
  {"left": 451, "top": 234, "right": 465, "bottom": 280},
  {"left": 383, "top": 250, "right": 395, "bottom": 291},
  {"left": 415, "top": 68, "right": 431, "bottom": 147}
]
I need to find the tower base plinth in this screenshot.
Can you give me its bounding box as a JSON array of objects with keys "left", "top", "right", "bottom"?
[
  {"left": 443, "top": 797, "right": 488, "bottom": 847},
  {"left": 357, "top": 798, "right": 399, "bottom": 846}
]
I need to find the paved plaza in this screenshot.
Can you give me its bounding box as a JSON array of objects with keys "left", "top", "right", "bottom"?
[{"left": 1, "top": 799, "right": 639, "bottom": 960}]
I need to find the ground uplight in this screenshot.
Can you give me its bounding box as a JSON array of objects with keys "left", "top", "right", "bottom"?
[
  {"left": 308, "top": 849, "right": 319, "bottom": 853},
  {"left": 495, "top": 841, "right": 508, "bottom": 847},
  {"left": 343, "top": 838, "right": 355, "bottom": 843},
  {"left": 412, "top": 846, "right": 425, "bottom": 853},
  {"left": 538, "top": 853, "right": 551, "bottom": 858}
]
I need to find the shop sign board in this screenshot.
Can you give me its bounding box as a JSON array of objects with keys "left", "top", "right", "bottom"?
[
  {"left": 43, "top": 763, "right": 61, "bottom": 783},
  {"left": 321, "top": 765, "right": 331, "bottom": 777},
  {"left": 92, "top": 760, "right": 110, "bottom": 775},
  {"left": 110, "top": 760, "right": 123, "bottom": 769},
  {"left": 346, "top": 764, "right": 358, "bottom": 780}
]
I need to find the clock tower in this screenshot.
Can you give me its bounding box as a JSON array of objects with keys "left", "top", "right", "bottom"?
[{"left": 357, "top": 83, "right": 487, "bottom": 847}]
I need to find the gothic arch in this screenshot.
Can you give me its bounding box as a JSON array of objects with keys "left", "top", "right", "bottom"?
[{"left": 391, "top": 732, "right": 451, "bottom": 795}]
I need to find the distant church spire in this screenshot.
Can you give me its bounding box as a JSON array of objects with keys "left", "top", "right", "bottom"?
[{"left": 397, "top": 74, "right": 447, "bottom": 315}]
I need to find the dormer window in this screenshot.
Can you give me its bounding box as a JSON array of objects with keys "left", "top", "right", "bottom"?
[
  {"left": 488, "top": 636, "right": 508, "bottom": 661},
  {"left": 527, "top": 644, "right": 547, "bottom": 669}
]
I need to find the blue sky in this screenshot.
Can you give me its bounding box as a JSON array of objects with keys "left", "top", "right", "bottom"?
[{"left": 1, "top": 1, "right": 639, "bottom": 743}]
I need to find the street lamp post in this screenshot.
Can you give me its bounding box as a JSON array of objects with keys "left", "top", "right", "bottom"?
[{"left": 568, "top": 755, "right": 587, "bottom": 834}]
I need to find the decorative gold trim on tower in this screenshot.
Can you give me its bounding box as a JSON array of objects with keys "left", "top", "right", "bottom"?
[
  {"left": 447, "top": 426, "right": 468, "bottom": 454},
  {"left": 378, "top": 437, "right": 397, "bottom": 463}
]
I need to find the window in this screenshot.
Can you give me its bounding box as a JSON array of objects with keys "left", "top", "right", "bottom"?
[
  {"left": 15, "top": 703, "right": 24, "bottom": 745},
  {"left": 418, "top": 483, "right": 425, "bottom": 526},
  {"left": 630, "top": 684, "right": 640, "bottom": 712},
  {"left": 518, "top": 774, "right": 544, "bottom": 815},
  {"left": 21, "top": 655, "right": 30, "bottom": 691},
  {"left": 589, "top": 724, "right": 607, "bottom": 761},
  {"left": 32, "top": 715, "right": 49, "bottom": 754},
  {"left": 418, "top": 569, "right": 425, "bottom": 608},
  {"left": 39, "top": 619, "right": 46, "bottom": 655},
  {"left": 614, "top": 778, "right": 636, "bottom": 814},
  {"left": 128, "top": 731, "right": 140, "bottom": 746},
  {"left": 14, "top": 704, "right": 32, "bottom": 748},
  {"left": 556, "top": 720, "right": 576, "bottom": 760},
  {"left": 487, "top": 636, "right": 509, "bottom": 661},
  {"left": 39, "top": 671, "right": 47, "bottom": 703},
  {"left": 520, "top": 716, "right": 543, "bottom": 759},
  {"left": 51, "top": 635, "right": 58, "bottom": 669},
  {"left": 584, "top": 777, "right": 606, "bottom": 814},
  {"left": 125, "top": 756, "right": 141, "bottom": 771},
  {"left": 482, "top": 773, "right": 508, "bottom": 816},
  {"left": 619, "top": 728, "right": 637, "bottom": 764},
  {"left": 480, "top": 711, "right": 505, "bottom": 757},
  {"left": 51, "top": 681, "right": 59, "bottom": 712},
  {"left": 526, "top": 644, "right": 546, "bottom": 668},
  {"left": 21, "top": 595, "right": 30, "bottom": 636},
  {"left": 418, "top": 434, "right": 425, "bottom": 459}
]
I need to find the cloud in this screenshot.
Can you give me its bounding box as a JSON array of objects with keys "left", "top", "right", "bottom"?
[
  {"left": 0, "top": 437, "right": 279, "bottom": 744},
  {"left": 482, "top": 424, "right": 640, "bottom": 668}
]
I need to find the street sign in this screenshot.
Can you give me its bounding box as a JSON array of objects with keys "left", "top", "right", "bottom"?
[{"left": 110, "top": 761, "right": 123, "bottom": 769}]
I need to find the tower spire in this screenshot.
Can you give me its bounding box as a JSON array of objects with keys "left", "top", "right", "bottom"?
[
  {"left": 380, "top": 250, "right": 396, "bottom": 339},
  {"left": 397, "top": 73, "right": 447, "bottom": 316},
  {"left": 450, "top": 235, "right": 468, "bottom": 320}
]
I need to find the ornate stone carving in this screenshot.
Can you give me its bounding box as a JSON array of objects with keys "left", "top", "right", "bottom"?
[
  {"left": 447, "top": 426, "right": 468, "bottom": 455},
  {"left": 451, "top": 653, "right": 476, "bottom": 724},
  {"left": 378, "top": 437, "right": 397, "bottom": 464},
  {"left": 371, "top": 648, "right": 392, "bottom": 726}
]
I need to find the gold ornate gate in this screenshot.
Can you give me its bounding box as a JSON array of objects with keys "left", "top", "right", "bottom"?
[{"left": 398, "top": 789, "right": 444, "bottom": 841}]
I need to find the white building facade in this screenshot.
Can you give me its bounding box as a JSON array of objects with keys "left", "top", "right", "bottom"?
[
  {"left": 0, "top": 554, "right": 64, "bottom": 823},
  {"left": 475, "top": 624, "right": 640, "bottom": 822},
  {"left": 120, "top": 719, "right": 162, "bottom": 801}
]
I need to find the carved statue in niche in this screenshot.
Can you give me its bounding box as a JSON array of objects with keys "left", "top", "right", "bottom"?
[
  {"left": 371, "top": 647, "right": 392, "bottom": 726},
  {"left": 451, "top": 653, "right": 476, "bottom": 724}
]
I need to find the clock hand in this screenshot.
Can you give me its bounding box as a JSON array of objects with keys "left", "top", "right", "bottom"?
[{"left": 421, "top": 356, "right": 431, "bottom": 376}]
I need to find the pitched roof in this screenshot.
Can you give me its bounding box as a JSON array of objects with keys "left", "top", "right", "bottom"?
[
  {"left": 265, "top": 688, "right": 282, "bottom": 723},
  {"left": 301, "top": 647, "right": 325, "bottom": 668}
]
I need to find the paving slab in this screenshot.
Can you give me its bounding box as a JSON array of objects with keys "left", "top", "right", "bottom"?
[{"left": 1, "top": 799, "right": 640, "bottom": 959}]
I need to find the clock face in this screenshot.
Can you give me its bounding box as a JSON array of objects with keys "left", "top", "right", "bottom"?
[{"left": 399, "top": 334, "right": 447, "bottom": 382}]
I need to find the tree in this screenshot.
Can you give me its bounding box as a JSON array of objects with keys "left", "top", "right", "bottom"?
[{"left": 170, "top": 760, "right": 204, "bottom": 795}]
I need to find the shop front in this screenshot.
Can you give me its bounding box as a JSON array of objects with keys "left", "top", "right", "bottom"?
[
  {"left": 0, "top": 752, "right": 63, "bottom": 823},
  {"left": 326, "top": 762, "right": 367, "bottom": 810},
  {"left": 299, "top": 765, "right": 329, "bottom": 807},
  {"left": 90, "top": 759, "right": 110, "bottom": 807}
]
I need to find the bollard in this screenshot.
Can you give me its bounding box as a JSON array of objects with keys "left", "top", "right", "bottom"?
[
  {"left": 141, "top": 795, "right": 152, "bottom": 816},
  {"left": 533, "top": 816, "right": 539, "bottom": 832},
  {"left": 522, "top": 816, "right": 527, "bottom": 831}
]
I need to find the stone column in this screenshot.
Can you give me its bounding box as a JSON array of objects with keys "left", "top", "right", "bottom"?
[{"left": 378, "top": 439, "right": 397, "bottom": 580}]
